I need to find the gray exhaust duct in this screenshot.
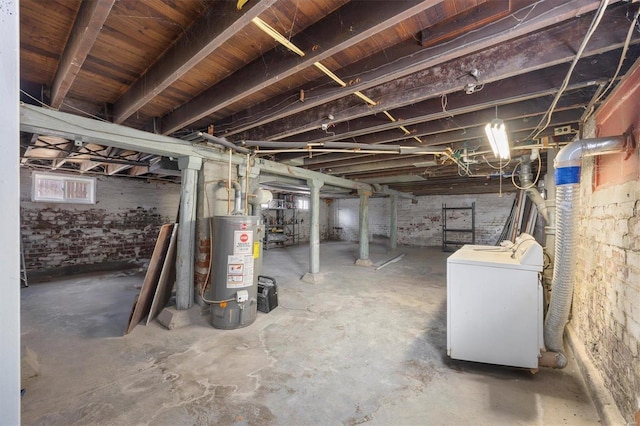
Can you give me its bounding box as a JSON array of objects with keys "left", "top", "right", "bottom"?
[
  {"left": 543, "top": 134, "right": 632, "bottom": 367},
  {"left": 519, "top": 153, "right": 550, "bottom": 223}
]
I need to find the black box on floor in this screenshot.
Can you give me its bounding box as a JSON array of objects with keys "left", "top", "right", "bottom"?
[{"left": 257, "top": 275, "right": 278, "bottom": 313}]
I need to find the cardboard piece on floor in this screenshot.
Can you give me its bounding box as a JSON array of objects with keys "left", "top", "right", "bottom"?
[
  {"left": 124, "top": 223, "right": 174, "bottom": 335},
  {"left": 146, "top": 223, "right": 179, "bottom": 325}
]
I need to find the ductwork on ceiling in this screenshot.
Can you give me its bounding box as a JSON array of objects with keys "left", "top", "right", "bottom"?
[{"left": 542, "top": 132, "right": 634, "bottom": 368}]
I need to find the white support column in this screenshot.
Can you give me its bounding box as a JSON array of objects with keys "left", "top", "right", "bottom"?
[
  {"left": 176, "top": 156, "right": 202, "bottom": 310},
  {"left": 302, "top": 178, "right": 323, "bottom": 284},
  {"left": 0, "top": 1, "right": 21, "bottom": 422},
  {"left": 389, "top": 194, "right": 398, "bottom": 252},
  {"left": 355, "top": 189, "right": 373, "bottom": 267}
]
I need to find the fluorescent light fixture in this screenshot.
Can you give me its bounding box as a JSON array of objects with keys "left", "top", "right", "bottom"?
[{"left": 485, "top": 118, "right": 510, "bottom": 159}]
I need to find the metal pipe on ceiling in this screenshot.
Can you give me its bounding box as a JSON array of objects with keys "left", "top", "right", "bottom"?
[{"left": 198, "top": 132, "right": 252, "bottom": 154}]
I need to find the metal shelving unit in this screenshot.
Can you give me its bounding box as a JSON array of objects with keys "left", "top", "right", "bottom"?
[
  {"left": 263, "top": 198, "right": 298, "bottom": 250},
  {"left": 442, "top": 202, "right": 475, "bottom": 252}
]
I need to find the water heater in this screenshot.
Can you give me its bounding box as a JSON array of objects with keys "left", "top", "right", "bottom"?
[{"left": 210, "top": 215, "right": 262, "bottom": 329}]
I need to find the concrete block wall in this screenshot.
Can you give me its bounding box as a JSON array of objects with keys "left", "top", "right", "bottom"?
[
  {"left": 20, "top": 168, "right": 180, "bottom": 275},
  {"left": 330, "top": 192, "right": 516, "bottom": 247},
  {"left": 570, "top": 110, "right": 640, "bottom": 421}
]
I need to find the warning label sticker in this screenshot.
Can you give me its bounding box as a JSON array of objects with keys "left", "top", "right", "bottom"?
[
  {"left": 226, "top": 254, "right": 254, "bottom": 288},
  {"left": 234, "top": 230, "right": 253, "bottom": 255}
]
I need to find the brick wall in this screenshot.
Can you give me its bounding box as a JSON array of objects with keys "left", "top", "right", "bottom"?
[
  {"left": 20, "top": 168, "right": 180, "bottom": 276},
  {"left": 570, "top": 73, "right": 640, "bottom": 421},
  {"left": 195, "top": 160, "right": 235, "bottom": 296},
  {"left": 295, "top": 197, "right": 331, "bottom": 242},
  {"left": 330, "top": 193, "right": 515, "bottom": 247}
]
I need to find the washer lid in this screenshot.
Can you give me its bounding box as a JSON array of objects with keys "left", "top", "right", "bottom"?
[{"left": 447, "top": 240, "right": 543, "bottom": 272}]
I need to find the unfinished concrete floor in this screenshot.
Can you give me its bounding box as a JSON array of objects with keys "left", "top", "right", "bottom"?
[{"left": 21, "top": 242, "right": 600, "bottom": 425}]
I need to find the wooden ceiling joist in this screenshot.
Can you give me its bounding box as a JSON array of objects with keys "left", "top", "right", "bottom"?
[
  {"left": 50, "top": 0, "right": 115, "bottom": 109},
  {"left": 305, "top": 109, "right": 582, "bottom": 173},
  {"left": 250, "top": 5, "right": 637, "bottom": 141},
  {"left": 287, "top": 49, "right": 628, "bottom": 146},
  {"left": 159, "top": 0, "right": 443, "bottom": 135},
  {"left": 112, "top": 0, "right": 278, "bottom": 124},
  {"left": 222, "top": 0, "right": 611, "bottom": 139}
]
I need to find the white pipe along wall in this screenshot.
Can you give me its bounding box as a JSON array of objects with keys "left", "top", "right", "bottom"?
[{"left": 543, "top": 134, "right": 633, "bottom": 368}]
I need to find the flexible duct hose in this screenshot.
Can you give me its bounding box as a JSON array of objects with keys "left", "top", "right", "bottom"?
[
  {"left": 543, "top": 182, "right": 579, "bottom": 354},
  {"left": 543, "top": 134, "right": 629, "bottom": 367}
]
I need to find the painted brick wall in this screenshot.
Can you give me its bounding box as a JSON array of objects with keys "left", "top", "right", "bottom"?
[
  {"left": 195, "top": 160, "right": 235, "bottom": 295},
  {"left": 20, "top": 168, "right": 180, "bottom": 274},
  {"left": 295, "top": 197, "right": 331, "bottom": 242},
  {"left": 330, "top": 193, "right": 515, "bottom": 247},
  {"left": 570, "top": 85, "right": 640, "bottom": 421}
]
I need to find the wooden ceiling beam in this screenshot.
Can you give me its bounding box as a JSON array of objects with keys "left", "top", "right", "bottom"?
[
  {"left": 50, "top": 0, "right": 115, "bottom": 109},
  {"left": 325, "top": 155, "right": 441, "bottom": 175},
  {"left": 106, "top": 163, "right": 133, "bottom": 175},
  {"left": 247, "top": 4, "right": 635, "bottom": 141},
  {"left": 388, "top": 178, "right": 519, "bottom": 196},
  {"left": 128, "top": 154, "right": 157, "bottom": 176},
  {"left": 327, "top": 90, "right": 590, "bottom": 149},
  {"left": 419, "top": 0, "right": 512, "bottom": 48},
  {"left": 112, "top": 0, "right": 278, "bottom": 124},
  {"left": 223, "top": 0, "right": 612, "bottom": 139},
  {"left": 128, "top": 165, "right": 149, "bottom": 177},
  {"left": 311, "top": 110, "right": 581, "bottom": 174},
  {"left": 20, "top": 104, "right": 374, "bottom": 192},
  {"left": 286, "top": 48, "right": 629, "bottom": 145},
  {"left": 80, "top": 146, "right": 112, "bottom": 173},
  {"left": 106, "top": 151, "right": 139, "bottom": 175},
  {"left": 159, "top": 0, "right": 444, "bottom": 134},
  {"left": 301, "top": 93, "right": 590, "bottom": 169}
]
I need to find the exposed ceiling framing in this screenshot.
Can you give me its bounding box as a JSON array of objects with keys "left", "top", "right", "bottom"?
[{"left": 19, "top": 0, "right": 640, "bottom": 195}]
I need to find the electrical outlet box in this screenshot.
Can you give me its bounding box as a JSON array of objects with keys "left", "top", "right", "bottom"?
[
  {"left": 554, "top": 126, "right": 573, "bottom": 136},
  {"left": 236, "top": 290, "right": 249, "bottom": 303}
]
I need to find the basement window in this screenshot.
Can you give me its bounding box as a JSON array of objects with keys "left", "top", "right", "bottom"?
[
  {"left": 296, "top": 198, "right": 309, "bottom": 210},
  {"left": 31, "top": 172, "right": 96, "bottom": 204}
]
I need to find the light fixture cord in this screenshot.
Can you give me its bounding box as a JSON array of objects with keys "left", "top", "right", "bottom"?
[{"left": 499, "top": 157, "right": 503, "bottom": 197}]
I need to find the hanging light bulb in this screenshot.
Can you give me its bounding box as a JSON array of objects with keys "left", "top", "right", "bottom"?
[{"left": 485, "top": 118, "right": 510, "bottom": 159}]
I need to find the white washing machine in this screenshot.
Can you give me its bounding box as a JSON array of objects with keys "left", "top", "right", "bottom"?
[{"left": 446, "top": 234, "right": 544, "bottom": 369}]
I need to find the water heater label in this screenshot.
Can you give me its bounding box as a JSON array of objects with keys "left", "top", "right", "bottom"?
[
  {"left": 233, "top": 230, "right": 253, "bottom": 255},
  {"left": 227, "top": 254, "right": 254, "bottom": 288}
]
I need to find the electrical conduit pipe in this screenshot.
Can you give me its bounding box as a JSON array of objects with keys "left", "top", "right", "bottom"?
[{"left": 543, "top": 134, "right": 631, "bottom": 368}]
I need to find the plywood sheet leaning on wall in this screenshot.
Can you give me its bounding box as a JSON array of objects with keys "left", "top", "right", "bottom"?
[
  {"left": 146, "top": 224, "right": 179, "bottom": 325},
  {"left": 124, "top": 223, "right": 174, "bottom": 335}
]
